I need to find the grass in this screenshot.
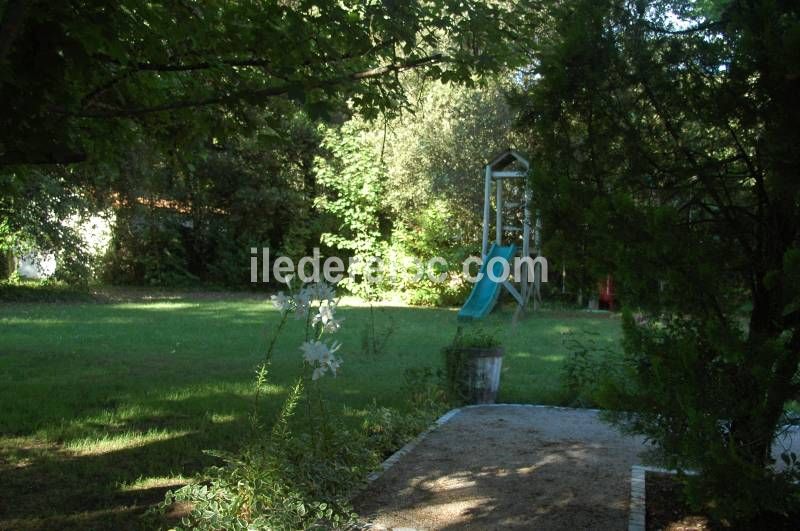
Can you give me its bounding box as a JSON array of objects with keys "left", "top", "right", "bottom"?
[{"left": 0, "top": 292, "right": 622, "bottom": 529}]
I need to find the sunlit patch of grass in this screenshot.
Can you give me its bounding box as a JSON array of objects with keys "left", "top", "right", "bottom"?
[
  {"left": 115, "top": 302, "right": 203, "bottom": 311},
  {"left": 209, "top": 413, "right": 237, "bottom": 424},
  {"left": 118, "top": 475, "right": 189, "bottom": 492},
  {"left": 65, "top": 429, "right": 194, "bottom": 456}
]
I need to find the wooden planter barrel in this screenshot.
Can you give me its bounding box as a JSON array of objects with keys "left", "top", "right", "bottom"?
[{"left": 460, "top": 346, "right": 504, "bottom": 404}]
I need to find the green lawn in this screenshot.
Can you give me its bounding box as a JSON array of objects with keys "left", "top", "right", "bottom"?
[{"left": 0, "top": 293, "right": 621, "bottom": 529}]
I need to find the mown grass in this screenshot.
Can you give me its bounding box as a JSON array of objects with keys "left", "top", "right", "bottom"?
[{"left": 0, "top": 293, "right": 621, "bottom": 529}]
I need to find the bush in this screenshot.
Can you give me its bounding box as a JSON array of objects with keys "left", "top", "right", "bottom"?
[
  {"left": 102, "top": 207, "right": 197, "bottom": 286},
  {"left": 0, "top": 278, "right": 95, "bottom": 302},
  {"left": 560, "top": 330, "right": 623, "bottom": 408},
  {"left": 362, "top": 405, "right": 431, "bottom": 460}
]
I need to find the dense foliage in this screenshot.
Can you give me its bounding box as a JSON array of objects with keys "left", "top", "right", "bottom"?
[
  {"left": 0, "top": 0, "right": 519, "bottom": 166},
  {"left": 518, "top": 0, "right": 800, "bottom": 522},
  {"left": 0, "top": 0, "right": 526, "bottom": 285},
  {"left": 102, "top": 107, "right": 321, "bottom": 286},
  {"left": 92, "top": 75, "right": 517, "bottom": 299}
]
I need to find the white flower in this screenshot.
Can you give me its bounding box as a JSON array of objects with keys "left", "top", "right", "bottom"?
[
  {"left": 300, "top": 340, "right": 327, "bottom": 364},
  {"left": 299, "top": 340, "right": 342, "bottom": 380},
  {"left": 270, "top": 292, "right": 291, "bottom": 314},
  {"left": 326, "top": 347, "right": 342, "bottom": 376},
  {"left": 328, "top": 340, "right": 341, "bottom": 356},
  {"left": 323, "top": 318, "right": 342, "bottom": 334},
  {"left": 312, "top": 302, "right": 343, "bottom": 333},
  {"left": 293, "top": 291, "right": 311, "bottom": 319}
]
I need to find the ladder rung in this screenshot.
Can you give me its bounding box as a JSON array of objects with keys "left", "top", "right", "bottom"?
[{"left": 493, "top": 171, "right": 527, "bottom": 178}]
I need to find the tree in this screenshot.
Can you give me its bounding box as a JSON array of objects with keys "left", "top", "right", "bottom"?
[
  {"left": 314, "top": 118, "right": 388, "bottom": 294},
  {"left": 311, "top": 76, "right": 519, "bottom": 302},
  {"left": 0, "top": 0, "right": 525, "bottom": 266},
  {"left": 0, "top": 0, "right": 520, "bottom": 167},
  {"left": 383, "top": 75, "right": 518, "bottom": 249},
  {"left": 516, "top": 0, "right": 800, "bottom": 521}
]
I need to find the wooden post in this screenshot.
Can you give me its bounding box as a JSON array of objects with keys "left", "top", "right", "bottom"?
[
  {"left": 482, "top": 165, "right": 491, "bottom": 260},
  {"left": 522, "top": 186, "right": 532, "bottom": 303},
  {"left": 495, "top": 175, "right": 503, "bottom": 245}
]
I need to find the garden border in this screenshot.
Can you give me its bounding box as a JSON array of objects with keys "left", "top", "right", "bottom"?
[{"left": 364, "top": 407, "right": 462, "bottom": 484}]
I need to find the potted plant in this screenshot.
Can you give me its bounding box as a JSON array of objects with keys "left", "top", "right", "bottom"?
[{"left": 442, "top": 326, "right": 504, "bottom": 404}]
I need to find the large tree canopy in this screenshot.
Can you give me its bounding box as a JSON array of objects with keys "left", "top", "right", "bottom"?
[
  {"left": 0, "top": 0, "right": 522, "bottom": 166},
  {"left": 517, "top": 0, "right": 800, "bottom": 521}
]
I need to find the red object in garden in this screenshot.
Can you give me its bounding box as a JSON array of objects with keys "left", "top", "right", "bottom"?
[{"left": 598, "top": 275, "right": 615, "bottom": 311}]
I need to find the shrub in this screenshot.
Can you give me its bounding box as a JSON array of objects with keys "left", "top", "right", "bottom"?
[
  {"left": 359, "top": 300, "right": 395, "bottom": 357},
  {"left": 560, "top": 330, "right": 623, "bottom": 408},
  {"left": 160, "top": 282, "right": 364, "bottom": 528}
]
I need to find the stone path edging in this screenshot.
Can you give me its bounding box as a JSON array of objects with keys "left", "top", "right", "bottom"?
[
  {"left": 364, "top": 407, "right": 463, "bottom": 485},
  {"left": 628, "top": 465, "right": 699, "bottom": 531}
]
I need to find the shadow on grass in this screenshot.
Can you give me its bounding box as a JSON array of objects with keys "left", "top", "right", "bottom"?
[{"left": 1, "top": 399, "right": 248, "bottom": 530}]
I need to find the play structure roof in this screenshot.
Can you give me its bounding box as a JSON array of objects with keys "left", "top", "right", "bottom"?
[{"left": 487, "top": 148, "right": 529, "bottom": 170}]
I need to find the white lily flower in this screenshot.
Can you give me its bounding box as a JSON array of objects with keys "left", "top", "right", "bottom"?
[
  {"left": 323, "top": 319, "right": 341, "bottom": 334},
  {"left": 270, "top": 292, "right": 291, "bottom": 315},
  {"left": 327, "top": 354, "right": 341, "bottom": 376},
  {"left": 316, "top": 282, "right": 336, "bottom": 303},
  {"left": 312, "top": 302, "right": 343, "bottom": 333},
  {"left": 301, "top": 281, "right": 336, "bottom": 303},
  {"left": 299, "top": 340, "right": 343, "bottom": 380},
  {"left": 293, "top": 291, "right": 311, "bottom": 319},
  {"left": 328, "top": 340, "right": 341, "bottom": 355},
  {"left": 300, "top": 340, "right": 327, "bottom": 364}
]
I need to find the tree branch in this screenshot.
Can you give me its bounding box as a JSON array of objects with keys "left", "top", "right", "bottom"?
[
  {"left": 644, "top": 20, "right": 721, "bottom": 36},
  {"left": 64, "top": 54, "right": 443, "bottom": 118},
  {"left": 81, "top": 38, "right": 398, "bottom": 108},
  {"left": 0, "top": 147, "right": 86, "bottom": 166}
]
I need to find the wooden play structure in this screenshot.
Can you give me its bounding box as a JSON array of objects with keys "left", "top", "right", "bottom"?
[{"left": 458, "top": 149, "right": 543, "bottom": 321}]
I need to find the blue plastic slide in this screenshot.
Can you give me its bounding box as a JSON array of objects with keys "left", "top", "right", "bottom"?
[{"left": 457, "top": 243, "right": 517, "bottom": 320}]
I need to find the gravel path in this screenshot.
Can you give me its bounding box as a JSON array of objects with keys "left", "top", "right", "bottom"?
[{"left": 354, "top": 405, "right": 646, "bottom": 530}]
